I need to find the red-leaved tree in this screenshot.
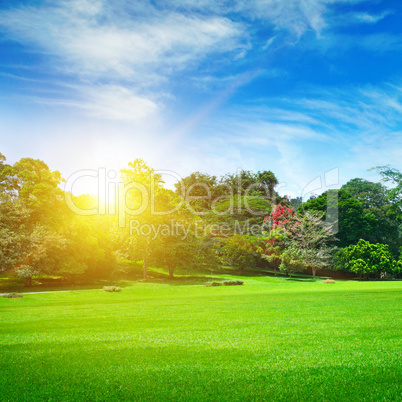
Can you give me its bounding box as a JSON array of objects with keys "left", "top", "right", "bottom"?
[{"left": 262, "top": 205, "right": 297, "bottom": 275}]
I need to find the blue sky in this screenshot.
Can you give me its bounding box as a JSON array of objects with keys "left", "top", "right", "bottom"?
[{"left": 0, "top": 0, "right": 402, "bottom": 197}]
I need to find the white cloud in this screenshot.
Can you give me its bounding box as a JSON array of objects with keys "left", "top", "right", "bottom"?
[
  {"left": 27, "top": 85, "right": 158, "bottom": 121},
  {"left": 0, "top": 0, "right": 378, "bottom": 80},
  {"left": 0, "top": 1, "right": 244, "bottom": 78},
  {"left": 355, "top": 11, "right": 391, "bottom": 24},
  {"left": 0, "top": 0, "right": 394, "bottom": 124},
  {"left": 193, "top": 82, "right": 402, "bottom": 195},
  {"left": 0, "top": 0, "right": 248, "bottom": 120}
]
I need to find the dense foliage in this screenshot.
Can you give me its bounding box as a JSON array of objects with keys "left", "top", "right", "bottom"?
[{"left": 1, "top": 151, "right": 401, "bottom": 283}]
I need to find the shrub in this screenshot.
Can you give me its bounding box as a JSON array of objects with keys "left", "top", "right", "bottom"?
[
  {"left": 3, "top": 293, "right": 23, "bottom": 298},
  {"left": 206, "top": 282, "right": 223, "bottom": 287},
  {"left": 223, "top": 281, "right": 244, "bottom": 286},
  {"left": 206, "top": 281, "right": 244, "bottom": 287},
  {"left": 103, "top": 286, "right": 122, "bottom": 292},
  {"left": 323, "top": 279, "right": 336, "bottom": 284}
]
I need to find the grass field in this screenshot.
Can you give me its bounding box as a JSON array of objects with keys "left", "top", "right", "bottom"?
[{"left": 1, "top": 276, "right": 401, "bottom": 401}]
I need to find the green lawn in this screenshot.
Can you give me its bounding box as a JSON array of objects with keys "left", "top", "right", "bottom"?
[{"left": 0, "top": 276, "right": 401, "bottom": 401}]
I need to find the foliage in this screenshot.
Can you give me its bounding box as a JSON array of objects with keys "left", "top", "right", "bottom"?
[
  {"left": 149, "top": 223, "right": 205, "bottom": 277},
  {"left": 220, "top": 234, "right": 257, "bottom": 272},
  {"left": 271, "top": 204, "right": 296, "bottom": 230},
  {"left": 278, "top": 245, "right": 306, "bottom": 278},
  {"left": 287, "top": 211, "right": 337, "bottom": 277},
  {"left": 372, "top": 166, "right": 402, "bottom": 216},
  {"left": 223, "top": 280, "right": 244, "bottom": 286},
  {"left": 299, "top": 186, "right": 401, "bottom": 255},
  {"left": 344, "top": 239, "right": 401, "bottom": 278},
  {"left": 262, "top": 206, "right": 335, "bottom": 278},
  {"left": 260, "top": 205, "right": 297, "bottom": 274},
  {"left": 3, "top": 292, "right": 23, "bottom": 298},
  {"left": 206, "top": 280, "right": 244, "bottom": 287},
  {"left": 103, "top": 286, "right": 122, "bottom": 292},
  {"left": 3, "top": 151, "right": 402, "bottom": 283},
  {"left": 0, "top": 153, "right": 117, "bottom": 284},
  {"left": 119, "top": 158, "right": 172, "bottom": 279},
  {"left": 262, "top": 226, "right": 290, "bottom": 274}
]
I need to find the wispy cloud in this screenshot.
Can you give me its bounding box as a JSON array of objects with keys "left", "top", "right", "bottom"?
[
  {"left": 0, "top": 0, "right": 395, "bottom": 122},
  {"left": 0, "top": 1, "right": 244, "bottom": 78},
  {"left": 0, "top": 0, "right": 246, "bottom": 119},
  {"left": 192, "top": 82, "right": 402, "bottom": 195},
  {"left": 355, "top": 11, "right": 391, "bottom": 24},
  {"left": 30, "top": 85, "right": 159, "bottom": 121}
]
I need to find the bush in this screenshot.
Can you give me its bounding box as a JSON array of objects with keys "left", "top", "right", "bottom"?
[
  {"left": 103, "top": 286, "right": 122, "bottom": 292},
  {"left": 206, "top": 281, "right": 244, "bottom": 287},
  {"left": 323, "top": 279, "right": 336, "bottom": 284},
  {"left": 3, "top": 292, "right": 23, "bottom": 298},
  {"left": 206, "top": 282, "right": 222, "bottom": 287},
  {"left": 223, "top": 281, "right": 244, "bottom": 286}
]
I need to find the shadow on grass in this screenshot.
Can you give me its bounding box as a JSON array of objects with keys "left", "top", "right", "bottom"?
[
  {"left": 142, "top": 275, "right": 226, "bottom": 286},
  {"left": 0, "top": 272, "right": 229, "bottom": 292},
  {"left": 286, "top": 278, "right": 317, "bottom": 282},
  {"left": 1, "top": 264, "right": 331, "bottom": 293}
]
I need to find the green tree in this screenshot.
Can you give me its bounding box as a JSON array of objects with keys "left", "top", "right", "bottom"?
[
  {"left": 372, "top": 166, "right": 402, "bottom": 216},
  {"left": 220, "top": 234, "right": 256, "bottom": 273},
  {"left": 287, "top": 211, "right": 336, "bottom": 278},
  {"left": 15, "top": 224, "right": 67, "bottom": 286},
  {"left": 119, "top": 159, "right": 175, "bottom": 279},
  {"left": 6, "top": 158, "right": 65, "bottom": 228},
  {"left": 150, "top": 223, "right": 201, "bottom": 278},
  {"left": 279, "top": 245, "right": 305, "bottom": 279},
  {"left": 299, "top": 189, "right": 384, "bottom": 248},
  {"left": 262, "top": 226, "right": 289, "bottom": 275},
  {"left": 341, "top": 178, "right": 400, "bottom": 255},
  {"left": 344, "top": 239, "right": 400, "bottom": 279}
]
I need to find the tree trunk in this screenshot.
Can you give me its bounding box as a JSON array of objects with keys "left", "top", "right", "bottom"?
[
  {"left": 143, "top": 254, "right": 147, "bottom": 280},
  {"left": 169, "top": 266, "right": 174, "bottom": 278},
  {"left": 312, "top": 268, "right": 316, "bottom": 279},
  {"left": 25, "top": 276, "right": 32, "bottom": 287}
]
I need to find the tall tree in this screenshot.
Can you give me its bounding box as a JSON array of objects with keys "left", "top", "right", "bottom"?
[
  {"left": 287, "top": 211, "right": 336, "bottom": 278},
  {"left": 119, "top": 159, "right": 175, "bottom": 279}
]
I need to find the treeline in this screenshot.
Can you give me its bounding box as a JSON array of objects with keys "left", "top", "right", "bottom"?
[
  {"left": 0, "top": 152, "right": 401, "bottom": 285},
  {"left": 298, "top": 170, "right": 402, "bottom": 279}
]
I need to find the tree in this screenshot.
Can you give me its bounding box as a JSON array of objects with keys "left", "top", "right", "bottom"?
[
  {"left": 372, "top": 166, "right": 402, "bottom": 216},
  {"left": 0, "top": 184, "right": 27, "bottom": 273},
  {"left": 287, "top": 211, "right": 336, "bottom": 278},
  {"left": 279, "top": 245, "right": 305, "bottom": 279},
  {"left": 262, "top": 226, "right": 289, "bottom": 275},
  {"left": 341, "top": 178, "right": 400, "bottom": 255},
  {"left": 119, "top": 159, "right": 176, "bottom": 280},
  {"left": 344, "top": 239, "right": 401, "bottom": 279},
  {"left": 15, "top": 224, "right": 67, "bottom": 286},
  {"left": 6, "top": 158, "right": 65, "bottom": 228},
  {"left": 257, "top": 170, "right": 278, "bottom": 199},
  {"left": 220, "top": 235, "right": 256, "bottom": 273},
  {"left": 271, "top": 204, "right": 296, "bottom": 230},
  {"left": 175, "top": 172, "right": 219, "bottom": 212},
  {"left": 342, "top": 178, "right": 388, "bottom": 210},
  {"left": 261, "top": 205, "right": 297, "bottom": 275},
  {"left": 150, "top": 223, "right": 202, "bottom": 278},
  {"left": 262, "top": 206, "right": 335, "bottom": 278},
  {"left": 300, "top": 189, "right": 377, "bottom": 248},
  {"left": 0, "top": 156, "right": 68, "bottom": 283}
]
